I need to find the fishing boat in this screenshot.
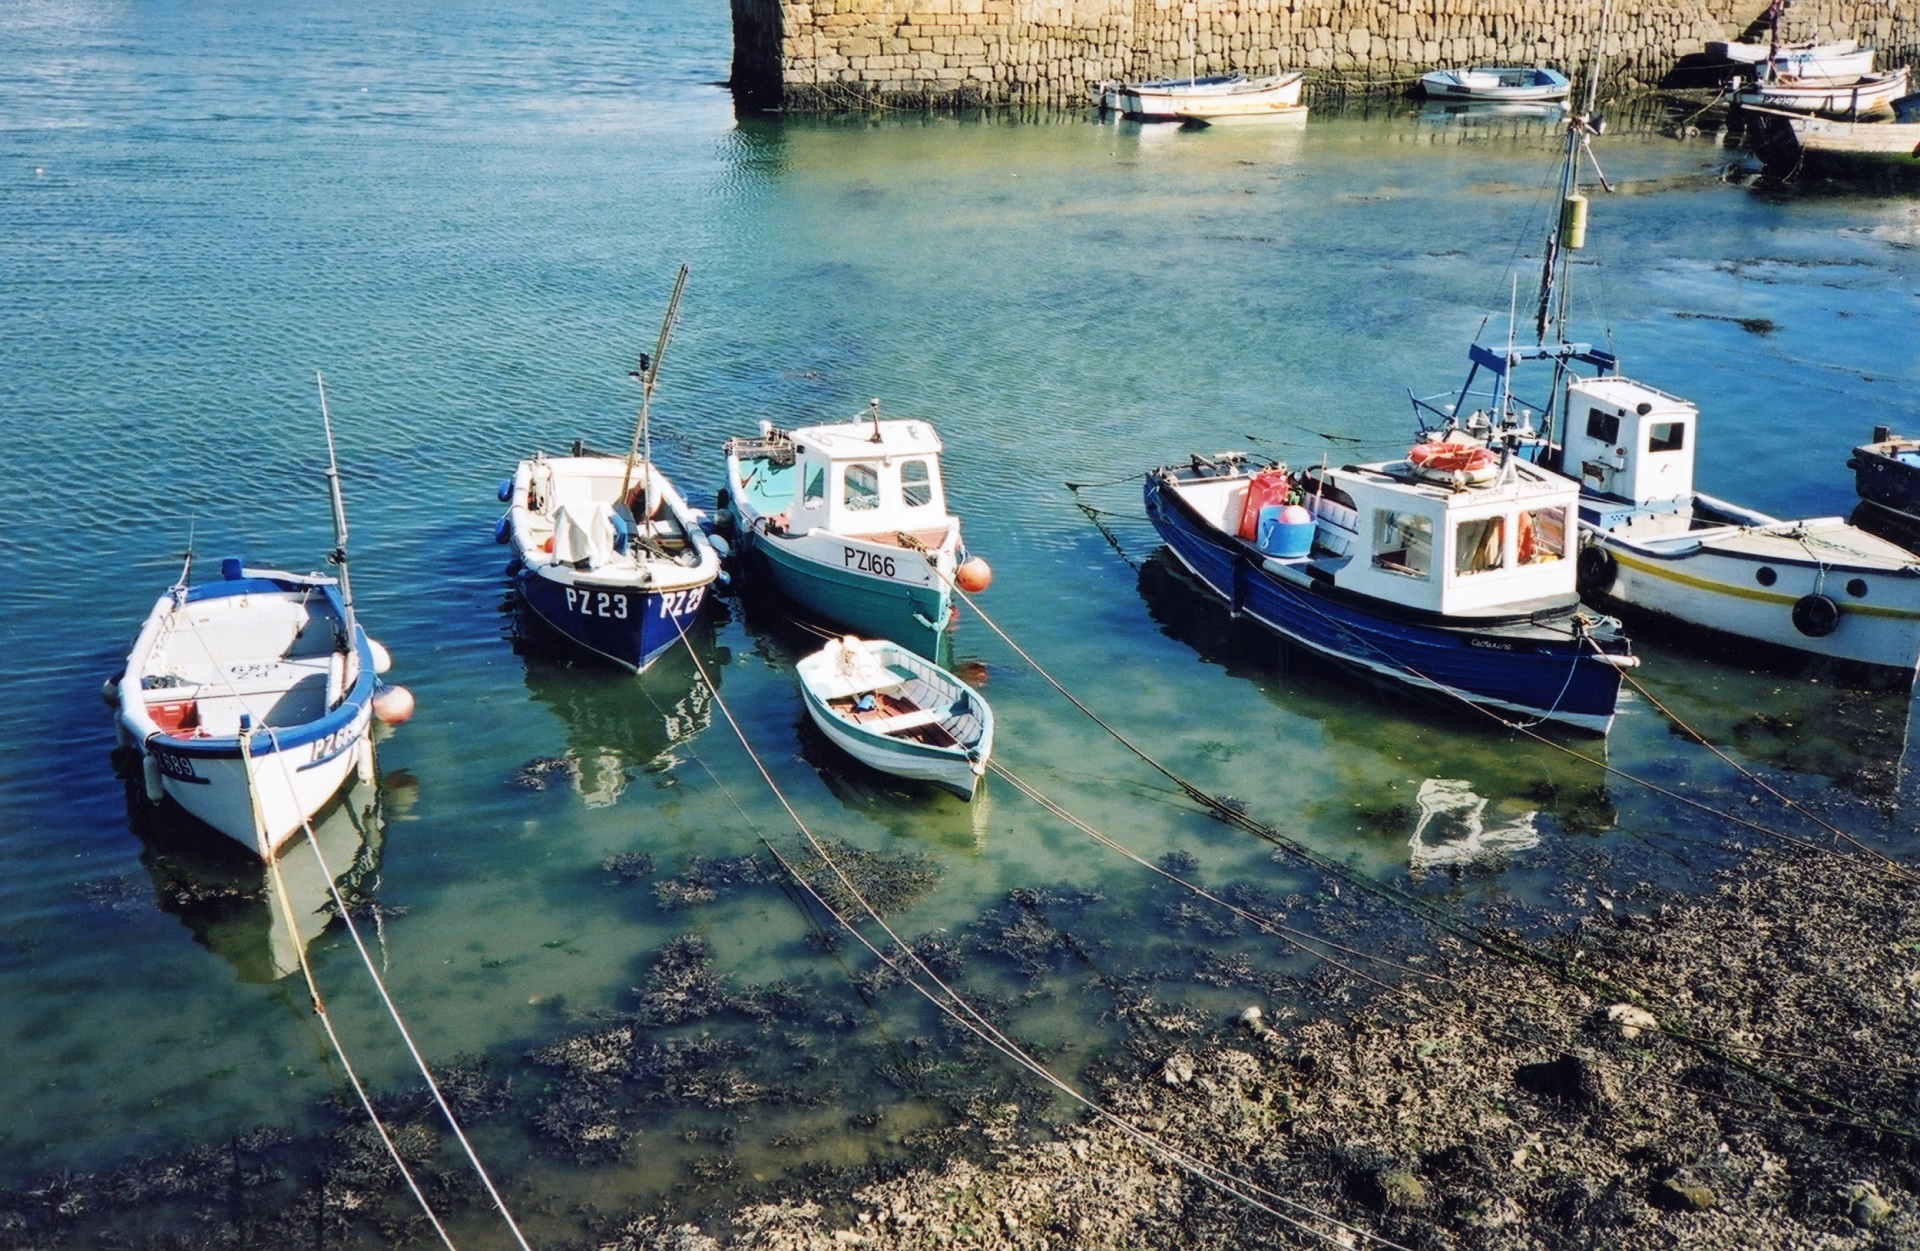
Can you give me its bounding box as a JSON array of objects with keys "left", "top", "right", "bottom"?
[
  {"left": 1710, "top": 39, "right": 1875, "bottom": 85},
  {"left": 1419, "top": 66, "right": 1570, "bottom": 103},
  {"left": 1707, "top": 35, "right": 1858, "bottom": 65},
  {"left": 1743, "top": 100, "right": 1920, "bottom": 168},
  {"left": 720, "top": 401, "right": 990, "bottom": 660},
  {"left": 1733, "top": 66, "right": 1910, "bottom": 118},
  {"left": 795, "top": 636, "right": 993, "bottom": 800},
  {"left": 500, "top": 267, "right": 722, "bottom": 673},
  {"left": 1144, "top": 448, "right": 1637, "bottom": 735},
  {"left": 1095, "top": 71, "right": 1305, "bottom": 121},
  {"left": 1848, "top": 427, "right": 1920, "bottom": 522},
  {"left": 112, "top": 380, "right": 402, "bottom": 860},
  {"left": 1410, "top": 49, "right": 1920, "bottom": 684}
]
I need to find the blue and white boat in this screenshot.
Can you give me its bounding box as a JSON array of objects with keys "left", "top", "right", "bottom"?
[
  {"left": 1419, "top": 66, "right": 1570, "bottom": 103},
  {"left": 720, "top": 402, "right": 990, "bottom": 660},
  {"left": 1144, "top": 448, "right": 1636, "bottom": 734},
  {"left": 796, "top": 636, "right": 993, "bottom": 801},
  {"left": 504, "top": 452, "right": 720, "bottom": 671},
  {"left": 501, "top": 268, "right": 722, "bottom": 673},
  {"left": 113, "top": 384, "right": 398, "bottom": 860}
]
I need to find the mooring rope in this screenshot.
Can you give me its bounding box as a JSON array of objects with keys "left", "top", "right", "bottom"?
[
  {"left": 257, "top": 731, "right": 535, "bottom": 1251},
  {"left": 660, "top": 615, "right": 1413, "bottom": 1251},
  {"left": 949, "top": 552, "right": 1920, "bottom": 1142},
  {"left": 244, "top": 732, "right": 463, "bottom": 1251}
]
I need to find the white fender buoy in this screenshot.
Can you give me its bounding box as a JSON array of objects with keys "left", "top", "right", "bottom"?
[
  {"left": 141, "top": 754, "right": 165, "bottom": 804},
  {"left": 367, "top": 637, "right": 393, "bottom": 674},
  {"left": 356, "top": 735, "right": 377, "bottom": 785},
  {"left": 372, "top": 683, "right": 415, "bottom": 726}
]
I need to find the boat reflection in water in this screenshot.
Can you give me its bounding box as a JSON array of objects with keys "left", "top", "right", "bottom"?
[
  {"left": 516, "top": 618, "right": 719, "bottom": 807},
  {"left": 128, "top": 777, "right": 386, "bottom": 984},
  {"left": 1406, "top": 777, "right": 1540, "bottom": 876}
]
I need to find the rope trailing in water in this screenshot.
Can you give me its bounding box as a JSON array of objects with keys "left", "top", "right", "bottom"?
[
  {"left": 244, "top": 731, "right": 463, "bottom": 1251},
  {"left": 257, "top": 735, "right": 535, "bottom": 1251},
  {"left": 662, "top": 617, "right": 1413, "bottom": 1251},
  {"left": 944, "top": 580, "right": 1920, "bottom": 1145}
]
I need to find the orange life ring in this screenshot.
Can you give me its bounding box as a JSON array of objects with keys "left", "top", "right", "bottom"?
[{"left": 1407, "top": 442, "right": 1496, "bottom": 475}]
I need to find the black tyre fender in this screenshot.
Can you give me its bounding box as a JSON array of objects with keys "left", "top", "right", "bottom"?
[
  {"left": 1576, "top": 545, "right": 1617, "bottom": 594},
  {"left": 1791, "top": 593, "right": 1840, "bottom": 638}
]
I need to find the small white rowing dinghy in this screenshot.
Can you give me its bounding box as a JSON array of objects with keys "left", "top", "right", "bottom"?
[{"left": 796, "top": 636, "right": 993, "bottom": 801}]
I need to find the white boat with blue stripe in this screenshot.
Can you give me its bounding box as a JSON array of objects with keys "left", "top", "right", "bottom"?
[
  {"left": 112, "top": 381, "right": 401, "bottom": 860},
  {"left": 796, "top": 636, "right": 994, "bottom": 801},
  {"left": 116, "top": 562, "right": 382, "bottom": 860}
]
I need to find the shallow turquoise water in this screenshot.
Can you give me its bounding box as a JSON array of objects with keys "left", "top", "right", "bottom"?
[{"left": 4, "top": 0, "right": 1920, "bottom": 1234}]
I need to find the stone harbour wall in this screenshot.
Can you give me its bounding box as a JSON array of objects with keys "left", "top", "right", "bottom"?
[{"left": 727, "top": 0, "right": 1919, "bottom": 111}]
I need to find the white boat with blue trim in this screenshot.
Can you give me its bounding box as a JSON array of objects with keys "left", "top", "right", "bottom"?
[
  {"left": 1419, "top": 66, "right": 1570, "bottom": 103},
  {"left": 112, "top": 382, "right": 403, "bottom": 860},
  {"left": 500, "top": 269, "right": 722, "bottom": 673},
  {"left": 796, "top": 636, "right": 993, "bottom": 801},
  {"left": 721, "top": 402, "right": 990, "bottom": 660},
  {"left": 116, "top": 561, "right": 382, "bottom": 860}
]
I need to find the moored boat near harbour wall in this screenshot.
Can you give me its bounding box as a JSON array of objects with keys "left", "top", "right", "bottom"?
[{"left": 729, "top": 0, "right": 1918, "bottom": 112}]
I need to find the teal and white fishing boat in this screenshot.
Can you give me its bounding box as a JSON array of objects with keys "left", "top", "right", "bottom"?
[
  {"left": 720, "top": 401, "right": 990, "bottom": 659},
  {"left": 795, "top": 636, "right": 993, "bottom": 801}
]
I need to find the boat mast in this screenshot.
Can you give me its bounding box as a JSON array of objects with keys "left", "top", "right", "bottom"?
[
  {"left": 1535, "top": 0, "right": 1610, "bottom": 349},
  {"left": 618, "top": 263, "right": 691, "bottom": 524},
  {"left": 1533, "top": 0, "right": 1612, "bottom": 453},
  {"left": 316, "top": 371, "right": 359, "bottom": 645}
]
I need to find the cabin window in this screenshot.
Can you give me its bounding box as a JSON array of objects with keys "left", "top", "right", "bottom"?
[
  {"left": 1454, "top": 517, "right": 1506, "bottom": 576},
  {"left": 1518, "top": 506, "right": 1567, "bottom": 564},
  {"left": 900, "top": 458, "right": 933, "bottom": 507},
  {"left": 1585, "top": 408, "right": 1620, "bottom": 445},
  {"left": 844, "top": 462, "right": 881, "bottom": 511},
  {"left": 1648, "top": 422, "right": 1685, "bottom": 453},
  {"left": 803, "top": 466, "right": 826, "bottom": 509},
  {"left": 1371, "top": 510, "right": 1432, "bottom": 579}
]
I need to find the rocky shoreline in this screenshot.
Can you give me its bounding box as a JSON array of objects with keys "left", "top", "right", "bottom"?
[{"left": 630, "top": 845, "right": 1920, "bottom": 1250}]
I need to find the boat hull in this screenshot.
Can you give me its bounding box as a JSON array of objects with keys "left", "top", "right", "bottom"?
[
  {"left": 513, "top": 564, "right": 711, "bottom": 672},
  {"left": 504, "top": 454, "right": 720, "bottom": 673},
  {"left": 1849, "top": 434, "right": 1920, "bottom": 514},
  {"left": 1108, "top": 71, "right": 1304, "bottom": 120},
  {"left": 1419, "top": 67, "right": 1571, "bottom": 102},
  {"left": 1580, "top": 512, "right": 1920, "bottom": 679},
  {"left": 796, "top": 638, "right": 991, "bottom": 801},
  {"left": 117, "top": 574, "right": 378, "bottom": 859},
  {"left": 1145, "top": 472, "right": 1626, "bottom": 733},
  {"left": 1735, "top": 67, "right": 1911, "bottom": 117}
]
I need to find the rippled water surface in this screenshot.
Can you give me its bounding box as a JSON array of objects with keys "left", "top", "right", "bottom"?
[{"left": 5, "top": 0, "right": 1920, "bottom": 1239}]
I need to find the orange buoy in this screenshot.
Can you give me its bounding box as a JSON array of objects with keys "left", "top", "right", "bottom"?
[
  {"left": 956, "top": 557, "right": 993, "bottom": 593},
  {"left": 1408, "top": 441, "right": 1497, "bottom": 481},
  {"left": 372, "top": 683, "right": 416, "bottom": 726}
]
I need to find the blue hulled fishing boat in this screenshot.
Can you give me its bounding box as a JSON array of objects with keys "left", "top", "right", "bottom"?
[
  {"left": 1144, "top": 448, "right": 1636, "bottom": 733},
  {"left": 501, "top": 268, "right": 721, "bottom": 672}
]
